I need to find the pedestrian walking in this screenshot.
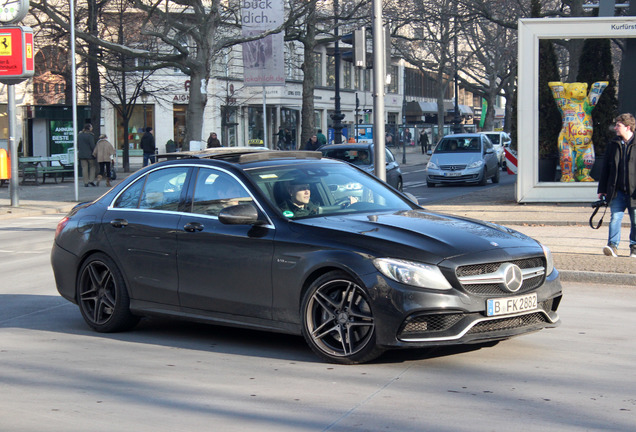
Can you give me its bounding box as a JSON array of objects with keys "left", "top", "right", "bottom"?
[
  {"left": 140, "top": 127, "right": 156, "bottom": 166},
  {"left": 77, "top": 123, "right": 97, "bottom": 187},
  {"left": 317, "top": 129, "right": 327, "bottom": 147},
  {"left": 305, "top": 135, "right": 319, "bottom": 151},
  {"left": 597, "top": 113, "right": 636, "bottom": 258},
  {"left": 93, "top": 134, "right": 116, "bottom": 187},
  {"left": 207, "top": 132, "right": 221, "bottom": 148},
  {"left": 420, "top": 129, "right": 429, "bottom": 154}
]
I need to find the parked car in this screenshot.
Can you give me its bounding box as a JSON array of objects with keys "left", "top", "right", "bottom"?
[
  {"left": 51, "top": 148, "right": 561, "bottom": 364},
  {"left": 427, "top": 133, "right": 500, "bottom": 187},
  {"left": 481, "top": 131, "right": 511, "bottom": 169},
  {"left": 319, "top": 142, "right": 403, "bottom": 191}
]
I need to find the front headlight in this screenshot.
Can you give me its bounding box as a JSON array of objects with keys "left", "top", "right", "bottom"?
[
  {"left": 467, "top": 160, "right": 484, "bottom": 169},
  {"left": 427, "top": 161, "right": 439, "bottom": 170},
  {"left": 541, "top": 244, "right": 555, "bottom": 275},
  {"left": 373, "top": 258, "right": 452, "bottom": 290}
]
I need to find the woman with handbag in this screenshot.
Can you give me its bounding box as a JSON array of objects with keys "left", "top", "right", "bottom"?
[{"left": 93, "top": 134, "right": 117, "bottom": 187}]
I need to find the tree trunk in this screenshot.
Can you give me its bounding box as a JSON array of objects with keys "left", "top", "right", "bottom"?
[
  {"left": 300, "top": 3, "right": 317, "bottom": 148},
  {"left": 87, "top": 0, "right": 101, "bottom": 137}
]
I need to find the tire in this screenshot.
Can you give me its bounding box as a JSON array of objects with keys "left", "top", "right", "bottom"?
[
  {"left": 478, "top": 168, "right": 487, "bottom": 186},
  {"left": 301, "top": 271, "right": 383, "bottom": 364},
  {"left": 77, "top": 253, "right": 140, "bottom": 333},
  {"left": 427, "top": 181, "right": 435, "bottom": 188},
  {"left": 396, "top": 177, "right": 403, "bottom": 192},
  {"left": 492, "top": 167, "right": 500, "bottom": 183}
]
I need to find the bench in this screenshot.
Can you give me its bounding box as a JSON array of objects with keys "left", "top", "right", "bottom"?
[{"left": 19, "top": 155, "right": 75, "bottom": 185}]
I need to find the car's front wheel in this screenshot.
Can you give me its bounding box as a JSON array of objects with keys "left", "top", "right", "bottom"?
[
  {"left": 77, "top": 253, "right": 140, "bottom": 333},
  {"left": 301, "top": 271, "right": 383, "bottom": 364}
]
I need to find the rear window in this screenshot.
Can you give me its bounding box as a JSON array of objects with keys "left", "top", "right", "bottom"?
[{"left": 322, "top": 148, "right": 372, "bottom": 166}]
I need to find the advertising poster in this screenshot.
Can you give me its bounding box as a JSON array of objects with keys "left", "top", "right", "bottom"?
[
  {"left": 241, "top": 0, "right": 285, "bottom": 86},
  {"left": 49, "top": 120, "right": 73, "bottom": 155}
]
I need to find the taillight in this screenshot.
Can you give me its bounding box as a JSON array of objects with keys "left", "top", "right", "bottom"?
[{"left": 55, "top": 217, "right": 70, "bottom": 239}]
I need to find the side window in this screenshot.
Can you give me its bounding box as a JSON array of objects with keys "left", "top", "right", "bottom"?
[
  {"left": 114, "top": 178, "right": 145, "bottom": 209},
  {"left": 114, "top": 167, "right": 189, "bottom": 211},
  {"left": 191, "top": 168, "right": 252, "bottom": 216}
]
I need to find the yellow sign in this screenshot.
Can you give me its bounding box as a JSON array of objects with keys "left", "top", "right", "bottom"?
[{"left": 0, "top": 35, "right": 12, "bottom": 56}]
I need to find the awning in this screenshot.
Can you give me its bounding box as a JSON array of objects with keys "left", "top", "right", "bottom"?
[
  {"left": 446, "top": 104, "right": 474, "bottom": 116},
  {"left": 405, "top": 101, "right": 440, "bottom": 115}
]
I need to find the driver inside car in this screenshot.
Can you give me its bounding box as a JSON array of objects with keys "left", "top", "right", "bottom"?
[
  {"left": 279, "top": 179, "right": 319, "bottom": 218},
  {"left": 279, "top": 177, "right": 359, "bottom": 218}
]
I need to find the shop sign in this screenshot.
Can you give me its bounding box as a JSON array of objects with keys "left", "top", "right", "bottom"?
[{"left": 0, "top": 26, "right": 34, "bottom": 84}]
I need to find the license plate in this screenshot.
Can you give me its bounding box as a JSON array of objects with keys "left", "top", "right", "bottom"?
[
  {"left": 444, "top": 172, "right": 462, "bottom": 177},
  {"left": 486, "top": 293, "right": 537, "bottom": 317}
]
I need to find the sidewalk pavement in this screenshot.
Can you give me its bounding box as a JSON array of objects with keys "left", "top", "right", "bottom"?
[{"left": 1, "top": 146, "right": 634, "bottom": 285}]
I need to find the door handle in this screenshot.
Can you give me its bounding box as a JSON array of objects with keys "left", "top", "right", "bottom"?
[
  {"left": 183, "top": 222, "right": 204, "bottom": 232},
  {"left": 110, "top": 219, "right": 128, "bottom": 228}
]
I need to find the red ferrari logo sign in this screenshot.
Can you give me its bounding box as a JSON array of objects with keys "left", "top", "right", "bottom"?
[{"left": 0, "top": 26, "right": 34, "bottom": 80}]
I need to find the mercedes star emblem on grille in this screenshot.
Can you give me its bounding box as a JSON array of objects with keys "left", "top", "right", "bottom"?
[{"left": 501, "top": 263, "right": 523, "bottom": 292}]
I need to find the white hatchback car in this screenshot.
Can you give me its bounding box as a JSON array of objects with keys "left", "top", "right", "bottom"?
[{"left": 481, "top": 131, "right": 511, "bottom": 169}]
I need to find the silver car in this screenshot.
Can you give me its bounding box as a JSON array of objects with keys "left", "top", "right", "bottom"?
[
  {"left": 481, "top": 131, "right": 511, "bottom": 169},
  {"left": 426, "top": 133, "right": 500, "bottom": 187}
]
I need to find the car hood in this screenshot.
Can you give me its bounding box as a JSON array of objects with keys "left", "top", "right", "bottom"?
[
  {"left": 293, "top": 209, "right": 539, "bottom": 264},
  {"left": 431, "top": 153, "right": 481, "bottom": 166}
]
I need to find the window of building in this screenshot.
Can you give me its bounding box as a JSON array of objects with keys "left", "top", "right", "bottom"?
[
  {"left": 343, "top": 63, "right": 352, "bottom": 89},
  {"left": 314, "top": 52, "right": 322, "bottom": 86},
  {"left": 388, "top": 65, "right": 399, "bottom": 94},
  {"left": 327, "top": 55, "right": 335, "bottom": 87},
  {"left": 116, "top": 104, "right": 154, "bottom": 151}
]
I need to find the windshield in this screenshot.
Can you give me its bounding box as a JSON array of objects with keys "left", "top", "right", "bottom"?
[
  {"left": 322, "top": 148, "right": 372, "bottom": 166},
  {"left": 435, "top": 137, "right": 482, "bottom": 153},
  {"left": 245, "top": 161, "right": 413, "bottom": 219}
]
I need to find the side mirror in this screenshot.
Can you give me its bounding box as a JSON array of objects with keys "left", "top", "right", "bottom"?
[
  {"left": 404, "top": 192, "right": 419, "bottom": 205},
  {"left": 218, "top": 203, "right": 265, "bottom": 225}
]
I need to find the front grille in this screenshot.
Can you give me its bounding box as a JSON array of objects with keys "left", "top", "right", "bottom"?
[
  {"left": 456, "top": 258, "right": 546, "bottom": 296},
  {"left": 400, "top": 314, "right": 464, "bottom": 337},
  {"left": 439, "top": 164, "right": 467, "bottom": 170},
  {"left": 467, "top": 312, "right": 548, "bottom": 334}
]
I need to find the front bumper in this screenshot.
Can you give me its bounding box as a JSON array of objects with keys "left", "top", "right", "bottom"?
[
  {"left": 427, "top": 168, "right": 483, "bottom": 184},
  {"left": 364, "top": 268, "right": 562, "bottom": 349}
]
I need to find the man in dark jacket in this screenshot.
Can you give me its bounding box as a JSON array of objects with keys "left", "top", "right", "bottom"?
[
  {"left": 140, "top": 127, "right": 156, "bottom": 166},
  {"left": 77, "top": 123, "right": 96, "bottom": 187},
  {"left": 597, "top": 113, "right": 636, "bottom": 258},
  {"left": 207, "top": 132, "right": 221, "bottom": 148}
]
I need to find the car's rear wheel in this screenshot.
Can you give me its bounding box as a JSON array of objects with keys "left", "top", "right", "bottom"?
[
  {"left": 492, "top": 166, "right": 500, "bottom": 183},
  {"left": 396, "top": 177, "right": 403, "bottom": 192},
  {"left": 77, "top": 253, "right": 140, "bottom": 333},
  {"left": 301, "top": 271, "right": 383, "bottom": 364}
]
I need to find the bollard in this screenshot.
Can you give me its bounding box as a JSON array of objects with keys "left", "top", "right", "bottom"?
[{"left": 0, "top": 148, "right": 11, "bottom": 179}]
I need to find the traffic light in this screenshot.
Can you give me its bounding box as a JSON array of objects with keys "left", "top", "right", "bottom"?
[{"left": 341, "top": 28, "right": 366, "bottom": 68}]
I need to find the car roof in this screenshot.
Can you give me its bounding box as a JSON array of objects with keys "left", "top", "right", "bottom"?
[
  {"left": 155, "top": 147, "right": 323, "bottom": 167},
  {"left": 441, "top": 134, "right": 483, "bottom": 139},
  {"left": 319, "top": 143, "right": 373, "bottom": 150}
]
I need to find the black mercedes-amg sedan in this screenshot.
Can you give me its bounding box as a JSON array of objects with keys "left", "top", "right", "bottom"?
[{"left": 51, "top": 148, "right": 562, "bottom": 364}]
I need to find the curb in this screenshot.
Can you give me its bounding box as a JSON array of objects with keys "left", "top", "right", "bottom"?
[{"left": 559, "top": 269, "right": 636, "bottom": 286}]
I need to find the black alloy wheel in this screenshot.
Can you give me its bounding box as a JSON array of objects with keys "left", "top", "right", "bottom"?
[
  {"left": 77, "top": 253, "right": 139, "bottom": 333},
  {"left": 301, "top": 271, "right": 383, "bottom": 364}
]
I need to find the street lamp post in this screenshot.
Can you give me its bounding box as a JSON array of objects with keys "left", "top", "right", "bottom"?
[
  {"left": 452, "top": 10, "right": 462, "bottom": 134},
  {"left": 330, "top": 0, "right": 345, "bottom": 144}
]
